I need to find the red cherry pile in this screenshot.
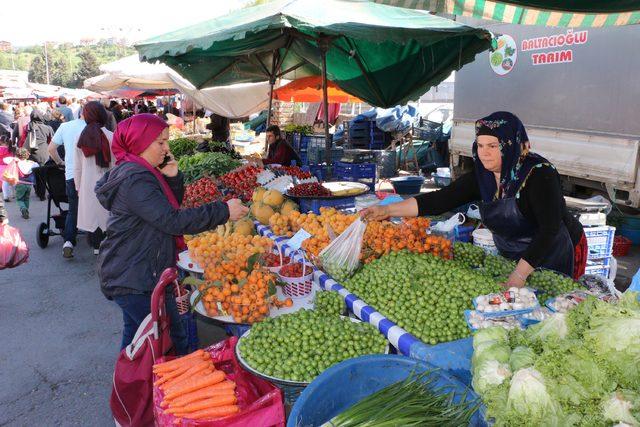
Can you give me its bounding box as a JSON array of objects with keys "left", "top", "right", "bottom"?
[
  {"left": 272, "top": 166, "right": 312, "bottom": 179},
  {"left": 219, "top": 166, "right": 263, "bottom": 202},
  {"left": 183, "top": 177, "right": 221, "bottom": 208},
  {"left": 263, "top": 253, "right": 291, "bottom": 267},
  {"left": 288, "top": 183, "right": 332, "bottom": 197},
  {"left": 278, "top": 262, "right": 311, "bottom": 278}
]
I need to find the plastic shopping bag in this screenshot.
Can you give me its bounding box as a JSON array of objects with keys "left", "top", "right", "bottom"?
[
  {"left": 2, "top": 160, "right": 19, "bottom": 186},
  {"left": 318, "top": 217, "right": 367, "bottom": 282},
  {"left": 153, "top": 337, "right": 285, "bottom": 427},
  {"left": 0, "top": 223, "right": 29, "bottom": 269}
]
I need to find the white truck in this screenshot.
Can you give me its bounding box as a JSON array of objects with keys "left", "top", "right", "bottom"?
[{"left": 449, "top": 20, "right": 640, "bottom": 207}]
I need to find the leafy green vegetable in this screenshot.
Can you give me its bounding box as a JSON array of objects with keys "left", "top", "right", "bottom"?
[
  {"left": 472, "top": 341, "right": 511, "bottom": 367},
  {"left": 472, "top": 360, "right": 512, "bottom": 395},
  {"left": 474, "top": 292, "right": 640, "bottom": 427},
  {"left": 473, "top": 327, "right": 509, "bottom": 350},
  {"left": 503, "top": 368, "right": 565, "bottom": 427},
  {"left": 283, "top": 124, "right": 313, "bottom": 135},
  {"left": 177, "top": 152, "right": 241, "bottom": 183},
  {"left": 509, "top": 346, "right": 535, "bottom": 372},
  {"left": 168, "top": 137, "right": 198, "bottom": 159},
  {"left": 524, "top": 312, "right": 568, "bottom": 344}
]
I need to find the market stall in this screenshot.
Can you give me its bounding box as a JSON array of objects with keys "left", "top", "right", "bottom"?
[{"left": 141, "top": 1, "right": 640, "bottom": 425}]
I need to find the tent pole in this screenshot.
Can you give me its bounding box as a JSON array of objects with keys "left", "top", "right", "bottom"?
[{"left": 320, "top": 38, "right": 331, "bottom": 167}]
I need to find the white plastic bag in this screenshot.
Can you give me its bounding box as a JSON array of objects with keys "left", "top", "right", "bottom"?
[
  {"left": 318, "top": 218, "right": 367, "bottom": 282},
  {"left": 431, "top": 212, "right": 466, "bottom": 234}
]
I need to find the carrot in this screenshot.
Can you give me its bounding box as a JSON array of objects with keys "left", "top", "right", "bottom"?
[
  {"left": 164, "top": 371, "right": 226, "bottom": 400},
  {"left": 164, "top": 368, "right": 215, "bottom": 393},
  {"left": 154, "top": 349, "right": 204, "bottom": 368},
  {"left": 160, "top": 362, "right": 211, "bottom": 389},
  {"left": 155, "top": 360, "right": 208, "bottom": 386},
  {"left": 153, "top": 351, "right": 208, "bottom": 373},
  {"left": 165, "top": 385, "right": 235, "bottom": 408},
  {"left": 184, "top": 405, "right": 239, "bottom": 420},
  {"left": 172, "top": 395, "right": 237, "bottom": 414},
  {"left": 165, "top": 391, "right": 237, "bottom": 413},
  {"left": 162, "top": 381, "right": 236, "bottom": 407}
]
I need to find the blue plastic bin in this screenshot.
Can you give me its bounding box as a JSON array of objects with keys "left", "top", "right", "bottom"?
[
  {"left": 288, "top": 354, "right": 486, "bottom": 427},
  {"left": 390, "top": 176, "right": 425, "bottom": 194},
  {"left": 334, "top": 162, "right": 376, "bottom": 179}
]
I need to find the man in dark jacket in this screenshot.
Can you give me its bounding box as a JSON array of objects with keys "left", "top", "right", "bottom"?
[{"left": 262, "top": 125, "right": 302, "bottom": 166}]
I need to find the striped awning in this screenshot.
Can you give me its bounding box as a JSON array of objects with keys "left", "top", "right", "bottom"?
[{"left": 374, "top": 0, "right": 640, "bottom": 27}]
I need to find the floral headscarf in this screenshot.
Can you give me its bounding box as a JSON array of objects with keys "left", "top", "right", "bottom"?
[{"left": 472, "top": 111, "right": 549, "bottom": 202}]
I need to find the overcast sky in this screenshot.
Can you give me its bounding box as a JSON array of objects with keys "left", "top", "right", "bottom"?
[{"left": 0, "top": 0, "right": 249, "bottom": 46}]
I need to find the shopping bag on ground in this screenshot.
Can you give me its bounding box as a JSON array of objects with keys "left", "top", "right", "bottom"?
[
  {"left": 2, "top": 159, "right": 19, "bottom": 186},
  {"left": 318, "top": 217, "right": 367, "bottom": 282},
  {"left": 0, "top": 223, "right": 29, "bottom": 269},
  {"left": 153, "top": 336, "right": 285, "bottom": 427}
]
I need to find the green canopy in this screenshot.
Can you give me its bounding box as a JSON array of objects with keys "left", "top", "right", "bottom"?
[
  {"left": 375, "top": 0, "right": 640, "bottom": 27},
  {"left": 135, "top": 0, "right": 492, "bottom": 108}
]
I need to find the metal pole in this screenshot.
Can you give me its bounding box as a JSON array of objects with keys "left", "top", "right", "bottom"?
[
  {"left": 267, "top": 80, "right": 275, "bottom": 128},
  {"left": 320, "top": 38, "right": 331, "bottom": 167},
  {"left": 43, "top": 42, "right": 50, "bottom": 85}
]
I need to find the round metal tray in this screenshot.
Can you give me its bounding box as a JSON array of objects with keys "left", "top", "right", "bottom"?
[{"left": 286, "top": 181, "right": 369, "bottom": 199}]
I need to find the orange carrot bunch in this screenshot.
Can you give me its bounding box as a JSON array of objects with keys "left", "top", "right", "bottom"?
[{"left": 154, "top": 349, "right": 239, "bottom": 422}]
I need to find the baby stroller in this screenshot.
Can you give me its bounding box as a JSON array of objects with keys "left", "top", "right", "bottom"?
[{"left": 33, "top": 164, "right": 68, "bottom": 248}]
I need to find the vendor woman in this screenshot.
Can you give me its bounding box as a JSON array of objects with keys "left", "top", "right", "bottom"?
[{"left": 362, "top": 111, "right": 587, "bottom": 286}]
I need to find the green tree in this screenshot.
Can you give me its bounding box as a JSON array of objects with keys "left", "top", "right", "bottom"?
[
  {"left": 72, "top": 49, "right": 100, "bottom": 87},
  {"left": 50, "top": 56, "right": 72, "bottom": 86},
  {"left": 28, "top": 54, "right": 48, "bottom": 83}
]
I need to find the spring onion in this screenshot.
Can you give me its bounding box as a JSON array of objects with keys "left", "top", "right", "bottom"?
[{"left": 322, "top": 371, "right": 479, "bottom": 427}]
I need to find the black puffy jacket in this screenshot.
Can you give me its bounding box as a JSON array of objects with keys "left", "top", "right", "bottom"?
[{"left": 95, "top": 162, "right": 229, "bottom": 298}]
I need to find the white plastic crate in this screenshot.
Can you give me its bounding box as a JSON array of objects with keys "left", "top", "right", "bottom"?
[
  {"left": 584, "top": 226, "right": 615, "bottom": 260},
  {"left": 585, "top": 264, "right": 611, "bottom": 277}
]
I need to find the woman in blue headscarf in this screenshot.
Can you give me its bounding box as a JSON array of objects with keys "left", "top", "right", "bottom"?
[{"left": 362, "top": 111, "right": 586, "bottom": 286}]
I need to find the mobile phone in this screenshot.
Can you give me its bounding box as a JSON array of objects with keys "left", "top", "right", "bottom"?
[{"left": 159, "top": 155, "right": 171, "bottom": 169}]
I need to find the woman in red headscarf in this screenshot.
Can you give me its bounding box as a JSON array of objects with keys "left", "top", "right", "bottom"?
[
  {"left": 95, "top": 114, "right": 248, "bottom": 353},
  {"left": 75, "top": 101, "right": 114, "bottom": 254}
]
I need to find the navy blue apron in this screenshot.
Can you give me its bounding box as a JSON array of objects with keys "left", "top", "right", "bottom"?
[{"left": 479, "top": 196, "right": 574, "bottom": 276}]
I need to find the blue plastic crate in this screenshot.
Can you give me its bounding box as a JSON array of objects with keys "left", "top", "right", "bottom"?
[
  {"left": 334, "top": 162, "right": 376, "bottom": 179},
  {"left": 584, "top": 225, "right": 615, "bottom": 260},
  {"left": 307, "top": 147, "right": 344, "bottom": 165},
  {"left": 308, "top": 164, "right": 331, "bottom": 181},
  {"left": 299, "top": 135, "right": 327, "bottom": 151},
  {"left": 300, "top": 197, "right": 355, "bottom": 214}
]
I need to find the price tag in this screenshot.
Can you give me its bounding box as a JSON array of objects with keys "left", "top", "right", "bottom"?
[{"left": 287, "top": 228, "right": 311, "bottom": 251}]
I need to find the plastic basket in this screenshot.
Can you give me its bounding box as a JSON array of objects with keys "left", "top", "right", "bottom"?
[
  {"left": 174, "top": 284, "right": 191, "bottom": 315},
  {"left": 263, "top": 247, "right": 291, "bottom": 274},
  {"left": 278, "top": 262, "right": 314, "bottom": 298},
  {"left": 584, "top": 226, "right": 615, "bottom": 260},
  {"left": 613, "top": 235, "right": 632, "bottom": 257},
  {"left": 333, "top": 162, "right": 376, "bottom": 179},
  {"left": 308, "top": 164, "right": 331, "bottom": 181},
  {"left": 300, "top": 197, "right": 355, "bottom": 214},
  {"left": 307, "top": 147, "right": 343, "bottom": 165},
  {"left": 585, "top": 264, "right": 611, "bottom": 277}
]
